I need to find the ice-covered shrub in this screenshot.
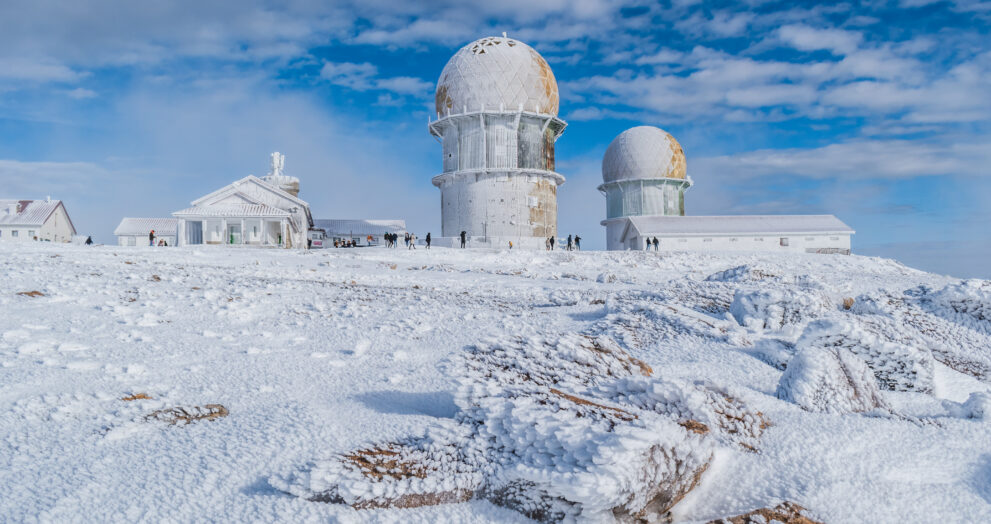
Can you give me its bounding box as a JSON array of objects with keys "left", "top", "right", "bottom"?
[
  {"left": 925, "top": 280, "right": 991, "bottom": 331},
  {"left": 730, "top": 289, "right": 830, "bottom": 330},
  {"left": 797, "top": 318, "right": 934, "bottom": 393},
  {"left": 275, "top": 333, "right": 765, "bottom": 521},
  {"left": 777, "top": 347, "right": 888, "bottom": 414},
  {"left": 705, "top": 265, "right": 778, "bottom": 283},
  {"left": 270, "top": 425, "right": 482, "bottom": 509},
  {"left": 961, "top": 392, "right": 989, "bottom": 420}
]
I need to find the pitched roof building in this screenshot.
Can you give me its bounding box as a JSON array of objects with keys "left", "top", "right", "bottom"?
[{"left": 0, "top": 198, "right": 76, "bottom": 242}]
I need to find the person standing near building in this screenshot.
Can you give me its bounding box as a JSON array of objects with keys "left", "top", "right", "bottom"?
[
  {"left": 549, "top": 236, "right": 555, "bottom": 250},
  {"left": 460, "top": 230, "right": 467, "bottom": 248},
  {"left": 574, "top": 235, "right": 581, "bottom": 251},
  {"left": 645, "top": 238, "right": 650, "bottom": 250},
  {"left": 149, "top": 230, "right": 155, "bottom": 246},
  {"left": 566, "top": 235, "right": 573, "bottom": 251},
  {"left": 653, "top": 237, "right": 659, "bottom": 251},
  {"left": 425, "top": 232, "right": 431, "bottom": 249}
]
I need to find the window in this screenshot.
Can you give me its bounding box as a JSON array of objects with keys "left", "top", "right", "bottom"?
[
  {"left": 830, "top": 236, "right": 839, "bottom": 240},
  {"left": 678, "top": 238, "right": 687, "bottom": 243},
  {"left": 805, "top": 236, "right": 814, "bottom": 241},
  {"left": 29, "top": 230, "right": 35, "bottom": 239},
  {"left": 755, "top": 237, "right": 764, "bottom": 241},
  {"left": 780, "top": 237, "right": 789, "bottom": 246},
  {"left": 12, "top": 230, "right": 18, "bottom": 237},
  {"left": 703, "top": 238, "right": 712, "bottom": 242},
  {"left": 729, "top": 237, "right": 738, "bottom": 242}
]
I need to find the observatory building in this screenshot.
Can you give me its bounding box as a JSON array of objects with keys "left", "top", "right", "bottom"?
[
  {"left": 601, "top": 126, "right": 854, "bottom": 253},
  {"left": 428, "top": 35, "right": 566, "bottom": 248}
]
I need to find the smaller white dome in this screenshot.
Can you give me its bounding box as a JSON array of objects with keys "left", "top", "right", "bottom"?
[{"left": 602, "top": 126, "right": 687, "bottom": 184}]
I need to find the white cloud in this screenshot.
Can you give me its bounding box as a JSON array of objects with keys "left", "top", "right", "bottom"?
[
  {"left": 319, "top": 61, "right": 431, "bottom": 97},
  {"left": 691, "top": 139, "right": 991, "bottom": 180},
  {"left": 776, "top": 24, "right": 863, "bottom": 55},
  {"left": 66, "top": 87, "right": 97, "bottom": 99}
]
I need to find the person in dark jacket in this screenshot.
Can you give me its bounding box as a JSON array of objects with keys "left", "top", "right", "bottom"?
[
  {"left": 549, "top": 236, "right": 555, "bottom": 250},
  {"left": 84, "top": 236, "right": 93, "bottom": 245},
  {"left": 646, "top": 238, "right": 650, "bottom": 250},
  {"left": 653, "top": 237, "right": 659, "bottom": 251},
  {"left": 149, "top": 230, "right": 155, "bottom": 246},
  {"left": 460, "top": 231, "right": 467, "bottom": 248},
  {"left": 566, "top": 234, "right": 573, "bottom": 251},
  {"left": 425, "top": 232, "right": 431, "bottom": 249},
  {"left": 574, "top": 235, "right": 581, "bottom": 250}
]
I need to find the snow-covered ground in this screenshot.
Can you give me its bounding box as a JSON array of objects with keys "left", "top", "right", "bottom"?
[{"left": 1, "top": 243, "right": 989, "bottom": 523}]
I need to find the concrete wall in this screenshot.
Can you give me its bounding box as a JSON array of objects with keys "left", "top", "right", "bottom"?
[
  {"left": 437, "top": 171, "right": 557, "bottom": 239},
  {"left": 433, "top": 111, "right": 565, "bottom": 246}
]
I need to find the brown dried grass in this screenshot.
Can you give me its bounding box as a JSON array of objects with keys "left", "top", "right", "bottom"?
[
  {"left": 843, "top": 297, "right": 855, "bottom": 310},
  {"left": 710, "top": 501, "right": 822, "bottom": 524},
  {"left": 16, "top": 291, "right": 45, "bottom": 297},
  {"left": 145, "top": 404, "right": 228, "bottom": 425},
  {"left": 548, "top": 388, "right": 638, "bottom": 421},
  {"left": 121, "top": 393, "right": 152, "bottom": 401}
]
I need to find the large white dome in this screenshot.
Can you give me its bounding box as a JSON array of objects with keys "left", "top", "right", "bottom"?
[
  {"left": 435, "top": 36, "right": 559, "bottom": 117},
  {"left": 601, "top": 126, "right": 687, "bottom": 184}
]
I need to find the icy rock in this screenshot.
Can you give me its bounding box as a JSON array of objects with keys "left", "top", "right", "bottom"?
[
  {"left": 730, "top": 289, "right": 830, "bottom": 330},
  {"left": 960, "top": 392, "right": 990, "bottom": 420},
  {"left": 777, "top": 347, "right": 888, "bottom": 414},
  {"left": 797, "top": 318, "right": 935, "bottom": 393}
]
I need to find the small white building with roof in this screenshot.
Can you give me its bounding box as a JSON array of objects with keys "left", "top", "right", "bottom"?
[
  {"left": 172, "top": 152, "right": 313, "bottom": 248},
  {"left": 312, "top": 219, "right": 407, "bottom": 247},
  {"left": 600, "top": 126, "right": 854, "bottom": 253},
  {"left": 0, "top": 198, "right": 76, "bottom": 243},
  {"left": 114, "top": 218, "right": 180, "bottom": 246}
]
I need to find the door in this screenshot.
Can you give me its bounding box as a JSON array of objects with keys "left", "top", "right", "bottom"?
[{"left": 228, "top": 223, "right": 242, "bottom": 244}]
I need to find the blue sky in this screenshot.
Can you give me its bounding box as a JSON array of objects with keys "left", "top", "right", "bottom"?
[{"left": 1, "top": 0, "right": 989, "bottom": 277}]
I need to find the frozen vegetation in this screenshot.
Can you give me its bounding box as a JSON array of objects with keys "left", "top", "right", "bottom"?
[{"left": 1, "top": 243, "right": 989, "bottom": 522}]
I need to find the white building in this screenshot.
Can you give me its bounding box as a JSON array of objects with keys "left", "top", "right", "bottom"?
[
  {"left": 600, "top": 126, "right": 854, "bottom": 253},
  {"left": 428, "top": 35, "right": 566, "bottom": 249},
  {"left": 0, "top": 198, "right": 76, "bottom": 243},
  {"left": 610, "top": 215, "right": 853, "bottom": 253},
  {"left": 114, "top": 218, "right": 180, "bottom": 246},
  {"left": 173, "top": 153, "right": 313, "bottom": 248},
  {"left": 312, "top": 219, "right": 406, "bottom": 247}
]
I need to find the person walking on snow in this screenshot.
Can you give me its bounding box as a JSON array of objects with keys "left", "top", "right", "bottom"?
[
  {"left": 460, "top": 231, "right": 467, "bottom": 248},
  {"left": 653, "top": 237, "right": 659, "bottom": 251},
  {"left": 574, "top": 235, "right": 581, "bottom": 250},
  {"left": 149, "top": 230, "right": 155, "bottom": 246},
  {"left": 549, "top": 236, "right": 555, "bottom": 250},
  {"left": 408, "top": 233, "right": 416, "bottom": 249},
  {"left": 425, "top": 232, "right": 431, "bottom": 249},
  {"left": 567, "top": 235, "right": 573, "bottom": 251},
  {"left": 646, "top": 238, "right": 650, "bottom": 250}
]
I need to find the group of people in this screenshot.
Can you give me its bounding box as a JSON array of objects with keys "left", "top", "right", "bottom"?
[
  {"left": 384, "top": 232, "right": 431, "bottom": 249},
  {"left": 645, "top": 237, "right": 660, "bottom": 251},
  {"left": 148, "top": 230, "right": 168, "bottom": 247},
  {"left": 334, "top": 239, "right": 359, "bottom": 248},
  {"left": 545, "top": 234, "right": 581, "bottom": 251}
]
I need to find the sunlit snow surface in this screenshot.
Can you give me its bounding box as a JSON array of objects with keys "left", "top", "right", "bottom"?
[{"left": 1, "top": 243, "right": 989, "bottom": 523}]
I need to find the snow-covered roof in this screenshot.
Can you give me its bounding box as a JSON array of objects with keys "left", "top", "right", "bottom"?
[
  {"left": 173, "top": 204, "right": 291, "bottom": 218},
  {"left": 313, "top": 219, "right": 407, "bottom": 236},
  {"left": 0, "top": 199, "right": 63, "bottom": 226},
  {"left": 191, "top": 175, "right": 309, "bottom": 209},
  {"left": 626, "top": 215, "right": 855, "bottom": 237},
  {"left": 114, "top": 218, "right": 180, "bottom": 236}
]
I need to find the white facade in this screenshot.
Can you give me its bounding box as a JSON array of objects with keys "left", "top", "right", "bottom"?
[
  {"left": 429, "top": 36, "right": 566, "bottom": 249},
  {"left": 604, "top": 215, "right": 854, "bottom": 254},
  {"left": 172, "top": 154, "right": 313, "bottom": 249},
  {"left": 114, "top": 218, "right": 179, "bottom": 246},
  {"left": 0, "top": 198, "right": 76, "bottom": 243}
]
